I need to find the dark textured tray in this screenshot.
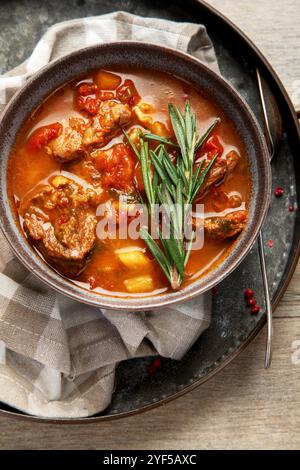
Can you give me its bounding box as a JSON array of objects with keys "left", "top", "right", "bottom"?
[{"left": 0, "top": 0, "right": 299, "bottom": 423}]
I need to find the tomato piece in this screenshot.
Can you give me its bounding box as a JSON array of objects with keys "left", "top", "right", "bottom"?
[
  {"left": 95, "top": 144, "right": 135, "bottom": 191},
  {"left": 203, "top": 135, "right": 224, "bottom": 159},
  {"left": 26, "top": 123, "right": 62, "bottom": 151},
  {"left": 77, "top": 82, "right": 98, "bottom": 96},
  {"left": 76, "top": 82, "right": 100, "bottom": 114},
  {"left": 83, "top": 97, "right": 101, "bottom": 115},
  {"left": 76, "top": 90, "right": 116, "bottom": 115},
  {"left": 98, "top": 91, "right": 115, "bottom": 101},
  {"left": 57, "top": 214, "right": 70, "bottom": 225},
  {"left": 95, "top": 70, "right": 121, "bottom": 90},
  {"left": 116, "top": 79, "right": 140, "bottom": 105},
  {"left": 77, "top": 95, "right": 101, "bottom": 115}
]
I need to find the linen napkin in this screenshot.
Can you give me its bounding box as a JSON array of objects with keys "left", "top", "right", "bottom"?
[{"left": 0, "top": 11, "right": 218, "bottom": 418}]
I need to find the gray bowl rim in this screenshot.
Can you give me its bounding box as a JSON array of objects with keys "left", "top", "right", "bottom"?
[{"left": 0, "top": 41, "right": 271, "bottom": 311}]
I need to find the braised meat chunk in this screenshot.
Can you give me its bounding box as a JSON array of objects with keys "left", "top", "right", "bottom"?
[
  {"left": 20, "top": 176, "right": 97, "bottom": 274},
  {"left": 225, "top": 150, "right": 240, "bottom": 173},
  {"left": 196, "top": 150, "right": 240, "bottom": 200},
  {"left": 46, "top": 118, "right": 86, "bottom": 162},
  {"left": 204, "top": 210, "right": 248, "bottom": 240},
  {"left": 30, "top": 99, "right": 131, "bottom": 162},
  {"left": 83, "top": 100, "right": 132, "bottom": 147}
]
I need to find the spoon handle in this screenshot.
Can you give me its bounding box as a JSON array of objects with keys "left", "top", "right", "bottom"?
[
  {"left": 258, "top": 231, "right": 272, "bottom": 368},
  {"left": 256, "top": 68, "right": 273, "bottom": 369}
]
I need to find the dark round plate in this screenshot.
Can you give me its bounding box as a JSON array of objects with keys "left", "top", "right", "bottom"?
[{"left": 0, "top": 0, "right": 299, "bottom": 423}]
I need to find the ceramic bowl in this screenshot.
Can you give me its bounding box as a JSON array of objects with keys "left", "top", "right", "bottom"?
[{"left": 0, "top": 42, "right": 271, "bottom": 310}]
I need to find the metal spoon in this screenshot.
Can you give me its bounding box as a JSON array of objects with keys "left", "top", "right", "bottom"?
[{"left": 256, "top": 68, "right": 282, "bottom": 369}]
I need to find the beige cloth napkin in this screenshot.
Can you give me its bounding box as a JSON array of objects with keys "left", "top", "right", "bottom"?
[{"left": 0, "top": 11, "right": 218, "bottom": 418}]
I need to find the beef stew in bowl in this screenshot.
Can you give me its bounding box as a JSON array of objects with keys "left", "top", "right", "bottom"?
[
  {"left": 0, "top": 43, "right": 270, "bottom": 309},
  {"left": 8, "top": 68, "right": 250, "bottom": 297}
]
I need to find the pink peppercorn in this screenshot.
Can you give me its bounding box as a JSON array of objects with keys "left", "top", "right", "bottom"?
[
  {"left": 244, "top": 288, "right": 254, "bottom": 299},
  {"left": 147, "top": 358, "right": 161, "bottom": 376},
  {"left": 247, "top": 298, "right": 256, "bottom": 307},
  {"left": 274, "top": 187, "right": 284, "bottom": 198},
  {"left": 251, "top": 305, "right": 260, "bottom": 315}
]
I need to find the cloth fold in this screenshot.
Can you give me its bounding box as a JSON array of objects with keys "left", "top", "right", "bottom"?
[{"left": 0, "top": 11, "right": 217, "bottom": 418}]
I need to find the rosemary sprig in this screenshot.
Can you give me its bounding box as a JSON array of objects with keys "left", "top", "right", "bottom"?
[
  {"left": 124, "top": 100, "right": 220, "bottom": 290},
  {"left": 143, "top": 133, "right": 179, "bottom": 148}
]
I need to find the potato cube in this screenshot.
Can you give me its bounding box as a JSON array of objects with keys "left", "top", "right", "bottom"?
[
  {"left": 95, "top": 70, "right": 121, "bottom": 90},
  {"left": 150, "top": 121, "right": 169, "bottom": 137},
  {"left": 117, "top": 250, "right": 150, "bottom": 270},
  {"left": 133, "top": 105, "right": 154, "bottom": 128},
  {"left": 138, "top": 101, "right": 155, "bottom": 114},
  {"left": 124, "top": 275, "right": 154, "bottom": 293},
  {"left": 51, "top": 175, "right": 70, "bottom": 188}
]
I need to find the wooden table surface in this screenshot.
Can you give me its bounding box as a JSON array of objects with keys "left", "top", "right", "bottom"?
[{"left": 0, "top": 0, "right": 299, "bottom": 450}]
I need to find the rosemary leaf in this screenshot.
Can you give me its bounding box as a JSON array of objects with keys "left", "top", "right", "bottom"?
[
  {"left": 140, "top": 140, "right": 154, "bottom": 206},
  {"left": 159, "top": 232, "right": 172, "bottom": 264},
  {"left": 177, "top": 161, "right": 188, "bottom": 188},
  {"left": 195, "top": 118, "right": 221, "bottom": 151},
  {"left": 184, "top": 231, "right": 195, "bottom": 267},
  {"left": 159, "top": 185, "right": 181, "bottom": 259},
  {"left": 173, "top": 104, "right": 186, "bottom": 131},
  {"left": 161, "top": 148, "right": 179, "bottom": 186},
  {"left": 185, "top": 100, "right": 193, "bottom": 151},
  {"left": 191, "top": 154, "right": 218, "bottom": 202},
  {"left": 140, "top": 227, "right": 171, "bottom": 282},
  {"left": 143, "top": 133, "right": 179, "bottom": 148},
  {"left": 149, "top": 150, "right": 168, "bottom": 181},
  {"left": 168, "top": 103, "right": 188, "bottom": 168},
  {"left": 152, "top": 172, "right": 158, "bottom": 202},
  {"left": 152, "top": 146, "right": 163, "bottom": 202},
  {"left": 167, "top": 230, "right": 185, "bottom": 278},
  {"left": 190, "top": 160, "right": 204, "bottom": 198},
  {"left": 176, "top": 178, "right": 183, "bottom": 240},
  {"left": 122, "top": 128, "right": 141, "bottom": 161},
  {"left": 149, "top": 150, "right": 175, "bottom": 199}
]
